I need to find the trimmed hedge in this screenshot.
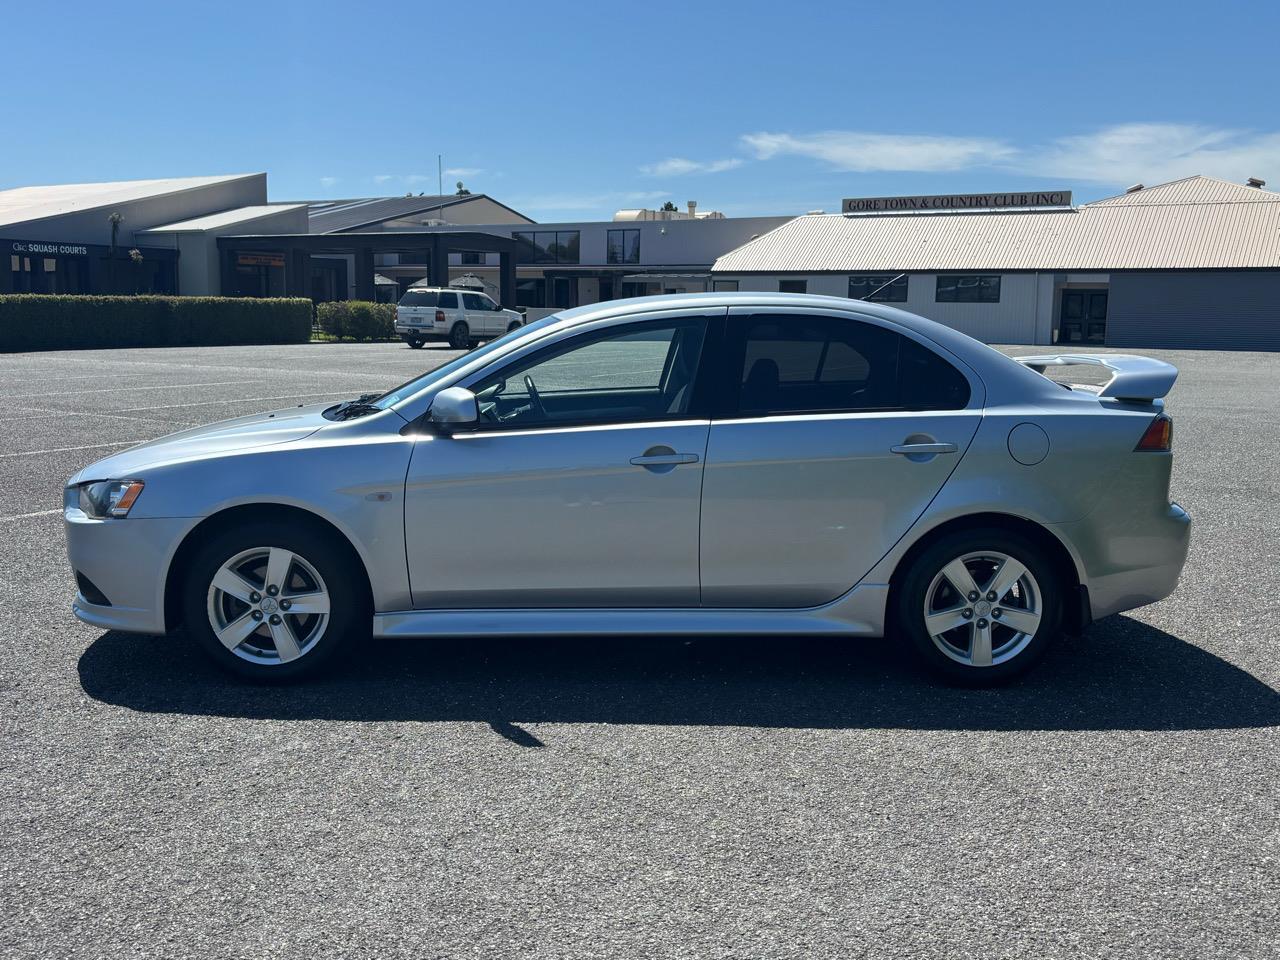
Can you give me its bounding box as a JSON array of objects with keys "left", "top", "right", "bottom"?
[
  {"left": 0, "top": 295, "right": 314, "bottom": 352},
  {"left": 315, "top": 300, "right": 397, "bottom": 341}
]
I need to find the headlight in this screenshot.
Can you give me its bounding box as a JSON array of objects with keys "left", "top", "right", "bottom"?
[{"left": 74, "top": 480, "right": 145, "bottom": 518}]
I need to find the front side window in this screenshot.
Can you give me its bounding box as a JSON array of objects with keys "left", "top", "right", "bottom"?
[
  {"left": 461, "top": 292, "right": 489, "bottom": 311},
  {"left": 733, "top": 313, "right": 969, "bottom": 416},
  {"left": 469, "top": 318, "right": 707, "bottom": 429},
  {"left": 607, "top": 229, "right": 641, "bottom": 264},
  {"left": 936, "top": 275, "right": 1000, "bottom": 303},
  {"left": 848, "top": 274, "right": 908, "bottom": 303}
]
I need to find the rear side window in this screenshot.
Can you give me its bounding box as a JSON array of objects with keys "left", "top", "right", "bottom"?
[
  {"left": 733, "top": 314, "right": 970, "bottom": 415},
  {"left": 399, "top": 290, "right": 438, "bottom": 308},
  {"left": 438, "top": 291, "right": 459, "bottom": 309}
]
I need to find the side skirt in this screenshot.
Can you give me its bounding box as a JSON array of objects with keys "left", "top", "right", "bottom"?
[{"left": 372, "top": 584, "right": 890, "bottom": 639}]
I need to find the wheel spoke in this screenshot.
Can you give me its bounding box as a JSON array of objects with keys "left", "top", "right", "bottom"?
[
  {"left": 987, "top": 557, "right": 1027, "bottom": 601},
  {"left": 284, "top": 590, "right": 330, "bottom": 616},
  {"left": 216, "top": 612, "right": 260, "bottom": 651},
  {"left": 941, "top": 558, "right": 980, "bottom": 599},
  {"left": 996, "top": 607, "right": 1041, "bottom": 635},
  {"left": 925, "top": 606, "right": 969, "bottom": 637},
  {"left": 970, "top": 620, "right": 994, "bottom": 667},
  {"left": 265, "top": 548, "right": 294, "bottom": 592},
  {"left": 211, "top": 566, "right": 258, "bottom": 604},
  {"left": 269, "top": 618, "right": 302, "bottom": 662}
]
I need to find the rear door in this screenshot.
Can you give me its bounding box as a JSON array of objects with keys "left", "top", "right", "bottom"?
[
  {"left": 398, "top": 289, "right": 437, "bottom": 330},
  {"left": 437, "top": 290, "right": 463, "bottom": 337},
  {"left": 699, "top": 307, "right": 983, "bottom": 607}
]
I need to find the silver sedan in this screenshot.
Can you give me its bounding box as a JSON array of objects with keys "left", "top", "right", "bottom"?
[{"left": 64, "top": 293, "right": 1190, "bottom": 684}]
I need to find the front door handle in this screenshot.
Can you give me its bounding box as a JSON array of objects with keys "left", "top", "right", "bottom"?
[
  {"left": 630, "top": 453, "right": 700, "bottom": 466},
  {"left": 890, "top": 442, "right": 958, "bottom": 455}
]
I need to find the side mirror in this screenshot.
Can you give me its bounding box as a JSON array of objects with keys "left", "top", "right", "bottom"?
[{"left": 429, "top": 386, "right": 478, "bottom": 428}]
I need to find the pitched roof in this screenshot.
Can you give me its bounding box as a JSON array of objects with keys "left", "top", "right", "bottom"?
[
  {"left": 1088, "top": 175, "right": 1279, "bottom": 207},
  {"left": 713, "top": 176, "right": 1280, "bottom": 273},
  {"left": 0, "top": 174, "right": 263, "bottom": 229},
  {"left": 305, "top": 195, "right": 483, "bottom": 233},
  {"left": 138, "top": 204, "right": 308, "bottom": 233}
]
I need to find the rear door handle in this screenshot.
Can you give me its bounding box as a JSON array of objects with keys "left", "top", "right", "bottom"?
[
  {"left": 630, "top": 453, "right": 700, "bottom": 466},
  {"left": 890, "top": 442, "right": 958, "bottom": 455}
]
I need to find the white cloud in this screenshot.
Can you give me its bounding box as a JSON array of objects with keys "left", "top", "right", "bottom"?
[
  {"left": 741, "top": 131, "right": 1016, "bottom": 172},
  {"left": 510, "top": 190, "right": 670, "bottom": 216},
  {"left": 373, "top": 174, "right": 395, "bottom": 184},
  {"left": 1029, "top": 122, "right": 1280, "bottom": 184},
  {"left": 640, "top": 157, "right": 744, "bottom": 176},
  {"left": 445, "top": 167, "right": 483, "bottom": 178},
  {"left": 735, "top": 122, "right": 1280, "bottom": 187},
  {"left": 319, "top": 176, "right": 340, "bottom": 187}
]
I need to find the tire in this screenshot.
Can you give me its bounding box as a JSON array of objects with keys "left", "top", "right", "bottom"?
[
  {"left": 181, "top": 519, "right": 367, "bottom": 682},
  {"left": 407, "top": 338, "right": 425, "bottom": 349},
  {"left": 507, "top": 321, "right": 522, "bottom": 333},
  {"left": 449, "top": 321, "right": 470, "bottom": 350},
  {"left": 896, "top": 527, "right": 1062, "bottom": 685}
]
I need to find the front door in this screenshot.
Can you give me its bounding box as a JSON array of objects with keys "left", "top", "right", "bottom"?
[
  {"left": 699, "top": 309, "right": 983, "bottom": 607},
  {"left": 403, "top": 312, "right": 715, "bottom": 608},
  {"left": 1059, "top": 290, "right": 1108, "bottom": 344}
]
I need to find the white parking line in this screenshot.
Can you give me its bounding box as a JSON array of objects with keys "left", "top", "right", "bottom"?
[
  {"left": 96, "top": 391, "right": 346, "bottom": 413},
  {"left": 0, "top": 508, "right": 63, "bottom": 523},
  {"left": 6, "top": 379, "right": 265, "bottom": 399},
  {"left": 0, "top": 440, "right": 146, "bottom": 459}
]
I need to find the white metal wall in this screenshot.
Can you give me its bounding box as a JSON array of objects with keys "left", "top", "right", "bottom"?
[{"left": 730, "top": 272, "right": 1050, "bottom": 344}]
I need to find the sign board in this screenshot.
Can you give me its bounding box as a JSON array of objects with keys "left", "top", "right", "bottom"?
[
  {"left": 10, "top": 240, "right": 89, "bottom": 256},
  {"left": 842, "top": 190, "right": 1073, "bottom": 214},
  {"left": 237, "top": 252, "right": 286, "bottom": 268}
]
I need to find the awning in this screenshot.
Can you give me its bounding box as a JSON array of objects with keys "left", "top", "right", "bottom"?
[{"left": 620, "top": 272, "right": 709, "bottom": 283}]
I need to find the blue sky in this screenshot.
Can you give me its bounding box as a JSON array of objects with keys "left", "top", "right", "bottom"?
[{"left": 4, "top": 0, "right": 1279, "bottom": 221}]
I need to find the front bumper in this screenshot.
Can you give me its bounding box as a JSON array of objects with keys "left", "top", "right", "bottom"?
[{"left": 65, "top": 509, "right": 197, "bottom": 634}]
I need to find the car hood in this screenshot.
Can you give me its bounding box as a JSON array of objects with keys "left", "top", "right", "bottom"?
[{"left": 69, "top": 402, "right": 334, "bottom": 483}]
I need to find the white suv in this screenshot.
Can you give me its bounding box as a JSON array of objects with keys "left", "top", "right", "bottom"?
[{"left": 394, "top": 287, "right": 524, "bottom": 349}]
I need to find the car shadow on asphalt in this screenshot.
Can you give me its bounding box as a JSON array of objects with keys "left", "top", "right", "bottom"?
[{"left": 76, "top": 614, "right": 1280, "bottom": 735}]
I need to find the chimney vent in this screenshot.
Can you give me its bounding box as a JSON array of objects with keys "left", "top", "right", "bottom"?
[
  {"left": 1247, "top": 177, "right": 1266, "bottom": 188},
  {"left": 1125, "top": 183, "right": 1144, "bottom": 194}
]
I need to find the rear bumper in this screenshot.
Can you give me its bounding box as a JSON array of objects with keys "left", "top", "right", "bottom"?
[
  {"left": 394, "top": 324, "right": 447, "bottom": 341},
  {"left": 1054, "top": 501, "right": 1191, "bottom": 621}
]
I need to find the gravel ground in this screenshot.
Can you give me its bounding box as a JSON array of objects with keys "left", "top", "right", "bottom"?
[{"left": 0, "top": 339, "right": 1276, "bottom": 959}]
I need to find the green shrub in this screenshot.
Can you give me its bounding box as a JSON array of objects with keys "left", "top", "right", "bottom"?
[
  {"left": 315, "top": 300, "right": 396, "bottom": 341},
  {"left": 0, "top": 296, "right": 313, "bottom": 352}
]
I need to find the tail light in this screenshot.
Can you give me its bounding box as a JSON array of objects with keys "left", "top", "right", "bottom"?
[
  {"left": 1135, "top": 414, "right": 1172, "bottom": 452},
  {"left": 435, "top": 309, "right": 445, "bottom": 323}
]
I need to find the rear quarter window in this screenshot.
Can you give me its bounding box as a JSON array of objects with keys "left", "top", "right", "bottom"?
[{"left": 899, "top": 337, "right": 971, "bottom": 409}]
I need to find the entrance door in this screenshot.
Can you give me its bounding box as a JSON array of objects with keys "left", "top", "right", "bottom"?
[
  {"left": 699, "top": 309, "right": 982, "bottom": 607},
  {"left": 1059, "top": 290, "right": 1108, "bottom": 344},
  {"left": 403, "top": 313, "right": 714, "bottom": 608}
]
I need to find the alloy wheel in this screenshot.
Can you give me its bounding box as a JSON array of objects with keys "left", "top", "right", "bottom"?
[
  {"left": 923, "top": 550, "right": 1042, "bottom": 668},
  {"left": 205, "top": 546, "right": 332, "bottom": 665}
]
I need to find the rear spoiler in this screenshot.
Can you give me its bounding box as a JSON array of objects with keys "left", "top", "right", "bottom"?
[{"left": 1014, "top": 353, "right": 1178, "bottom": 401}]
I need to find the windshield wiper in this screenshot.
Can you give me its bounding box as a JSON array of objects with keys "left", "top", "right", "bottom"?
[{"left": 327, "top": 393, "right": 383, "bottom": 420}]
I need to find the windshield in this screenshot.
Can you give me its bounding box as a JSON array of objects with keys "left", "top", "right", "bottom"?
[{"left": 371, "top": 312, "right": 563, "bottom": 409}]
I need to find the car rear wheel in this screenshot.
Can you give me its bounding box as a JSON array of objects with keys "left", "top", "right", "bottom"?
[
  {"left": 897, "top": 528, "right": 1061, "bottom": 684},
  {"left": 449, "top": 321, "right": 470, "bottom": 350},
  {"left": 182, "top": 521, "right": 365, "bottom": 681},
  {"left": 407, "top": 338, "right": 425, "bottom": 349}
]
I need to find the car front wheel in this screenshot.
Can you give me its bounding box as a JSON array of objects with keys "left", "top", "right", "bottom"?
[
  {"left": 182, "top": 521, "right": 365, "bottom": 681},
  {"left": 897, "top": 528, "right": 1061, "bottom": 684}
]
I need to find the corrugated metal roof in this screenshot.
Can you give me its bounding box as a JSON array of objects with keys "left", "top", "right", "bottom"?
[
  {"left": 713, "top": 176, "right": 1280, "bottom": 273},
  {"left": 1089, "top": 175, "right": 1279, "bottom": 206},
  {"left": 306, "top": 195, "right": 470, "bottom": 233},
  {"left": 138, "top": 204, "right": 308, "bottom": 233},
  {"left": 0, "top": 174, "right": 263, "bottom": 229}
]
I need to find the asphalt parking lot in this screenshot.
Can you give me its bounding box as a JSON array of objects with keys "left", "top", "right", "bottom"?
[{"left": 0, "top": 339, "right": 1277, "bottom": 959}]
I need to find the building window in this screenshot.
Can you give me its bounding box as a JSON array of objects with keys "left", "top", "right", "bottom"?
[
  {"left": 513, "top": 230, "right": 580, "bottom": 264},
  {"left": 936, "top": 274, "right": 1000, "bottom": 303},
  {"left": 779, "top": 279, "right": 807, "bottom": 294},
  {"left": 460, "top": 251, "right": 484, "bottom": 265},
  {"left": 606, "top": 229, "right": 641, "bottom": 264},
  {"left": 848, "top": 274, "right": 908, "bottom": 303},
  {"left": 712, "top": 280, "right": 739, "bottom": 292}
]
